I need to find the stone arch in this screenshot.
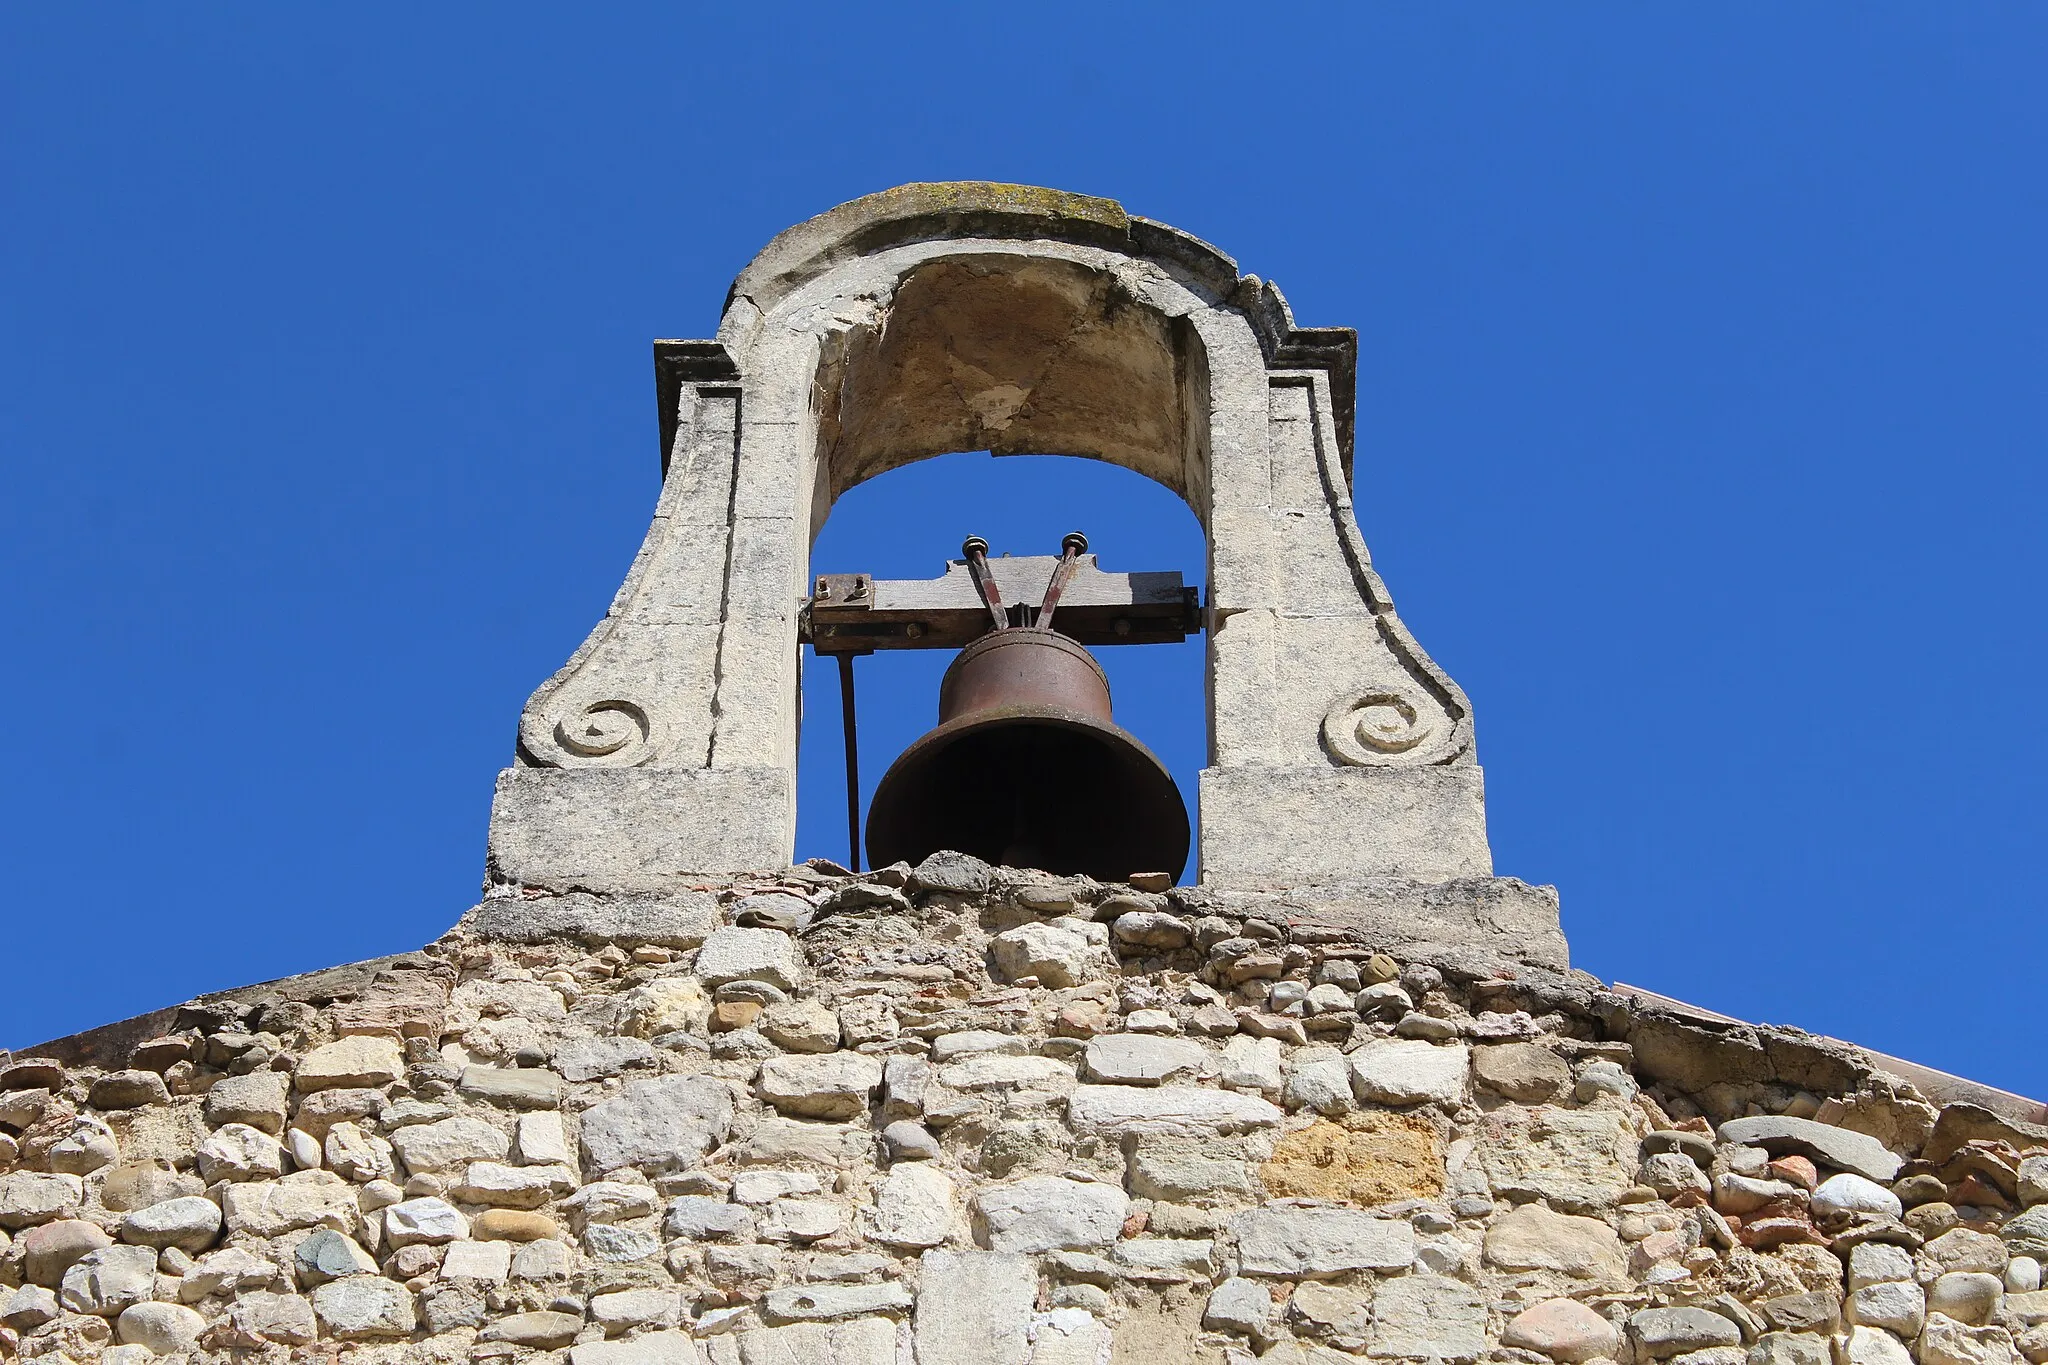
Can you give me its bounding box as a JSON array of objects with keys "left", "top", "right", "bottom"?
[
  {"left": 489, "top": 183, "right": 1493, "bottom": 892},
  {"left": 807, "top": 253, "right": 1204, "bottom": 510}
]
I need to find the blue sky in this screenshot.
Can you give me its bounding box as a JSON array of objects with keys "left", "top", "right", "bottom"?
[{"left": 4, "top": 6, "right": 2043, "bottom": 1097}]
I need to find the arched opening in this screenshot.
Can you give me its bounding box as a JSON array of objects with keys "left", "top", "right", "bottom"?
[{"left": 794, "top": 452, "right": 1207, "bottom": 876}]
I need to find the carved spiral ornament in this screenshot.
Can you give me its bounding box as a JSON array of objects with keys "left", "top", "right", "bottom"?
[
  {"left": 550, "top": 699, "right": 653, "bottom": 764},
  {"left": 1322, "top": 685, "right": 1454, "bottom": 767}
]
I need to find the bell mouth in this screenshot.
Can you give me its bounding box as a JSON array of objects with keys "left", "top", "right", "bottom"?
[{"left": 864, "top": 700, "right": 1191, "bottom": 883}]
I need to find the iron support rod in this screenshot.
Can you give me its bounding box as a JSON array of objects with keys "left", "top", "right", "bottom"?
[
  {"left": 962, "top": 536, "right": 1009, "bottom": 634},
  {"left": 837, "top": 652, "right": 862, "bottom": 872},
  {"left": 1036, "top": 530, "right": 1088, "bottom": 630}
]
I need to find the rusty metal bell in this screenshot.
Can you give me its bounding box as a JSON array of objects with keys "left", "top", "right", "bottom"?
[{"left": 864, "top": 624, "right": 1191, "bottom": 881}]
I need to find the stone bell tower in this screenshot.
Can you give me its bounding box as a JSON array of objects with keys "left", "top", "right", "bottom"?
[{"left": 489, "top": 182, "right": 1564, "bottom": 971}]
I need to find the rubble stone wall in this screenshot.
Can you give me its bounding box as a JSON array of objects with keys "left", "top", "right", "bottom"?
[{"left": 2, "top": 855, "right": 2044, "bottom": 1365}]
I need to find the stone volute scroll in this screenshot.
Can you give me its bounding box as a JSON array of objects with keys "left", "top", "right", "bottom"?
[{"left": 486, "top": 182, "right": 1563, "bottom": 970}]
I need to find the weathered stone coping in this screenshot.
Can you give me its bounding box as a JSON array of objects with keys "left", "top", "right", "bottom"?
[
  {"left": 2, "top": 951, "right": 439, "bottom": 1071},
  {"left": 1614, "top": 982, "right": 2048, "bottom": 1127}
]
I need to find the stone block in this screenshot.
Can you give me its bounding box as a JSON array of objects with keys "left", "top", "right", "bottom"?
[
  {"left": 737, "top": 1317, "right": 897, "bottom": 1363},
  {"left": 0, "top": 1284, "right": 58, "bottom": 1331},
  {"left": 1845, "top": 1326, "right": 1914, "bottom": 1365},
  {"left": 311, "top": 1276, "right": 416, "bottom": 1339},
  {"left": 115, "top": 1301, "right": 206, "bottom": 1355},
  {"left": 1814, "top": 1172, "right": 1903, "bottom": 1219},
  {"left": 296, "top": 1035, "right": 404, "bottom": 1091},
  {"left": 118, "top": 1195, "right": 221, "bottom": 1252},
  {"left": 2009, "top": 1209, "right": 2048, "bottom": 1261},
  {"left": 695, "top": 926, "right": 807, "bottom": 990},
  {"left": 1483, "top": 1202, "right": 1628, "bottom": 1280},
  {"left": 1218, "top": 1035, "right": 1284, "bottom": 1095},
  {"left": 227, "top": 1291, "right": 318, "bottom": 1345},
  {"left": 1199, "top": 765, "right": 1492, "bottom": 886},
  {"left": 1630, "top": 1307, "right": 1745, "bottom": 1359},
  {"left": 204, "top": 1070, "right": 291, "bottom": 1133},
  {"left": 198, "top": 1122, "right": 288, "bottom": 1181},
  {"left": 1286, "top": 1048, "right": 1357, "bottom": 1114},
  {"left": 989, "top": 921, "right": 1113, "bottom": 988},
  {"left": 1715, "top": 1116, "right": 1903, "bottom": 1183},
  {"left": 384, "top": 1196, "right": 469, "bottom": 1246},
  {"left": 1081, "top": 1034, "right": 1208, "bottom": 1086},
  {"left": 1195, "top": 874, "right": 1569, "bottom": 976},
  {"left": 390, "top": 1113, "right": 510, "bottom": 1173},
  {"left": 294, "top": 1228, "right": 377, "bottom": 1284},
  {"left": 1472, "top": 1042, "right": 1573, "bottom": 1101},
  {"left": 1479, "top": 1106, "right": 1638, "bottom": 1213},
  {"left": 513, "top": 1112, "right": 575, "bottom": 1171},
  {"left": 459, "top": 1065, "right": 564, "bottom": 1108},
  {"left": 580, "top": 1074, "right": 733, "bottom": 1172},
  {"left": 1924, "top": 1229, "right": 2009, "bottom": 1276},
  {"left": 481, "top": 1309, "right": 586, "bottom": 1347},
  {"left": 762, "top": 1282, "right": 911, "bottom": 1322},
  {"left": 1851, "top": 1243, "right": 1918, "bottom": 1290},
  {"left": 511, "top": 1236, "right": 574, "bottom": 1273},
  {"left": 586, "top": 1221, "right": 663, "bottom": 1260},
  {"left": 1369, "top": 1274, "right": 1487, "bottom": 1359},
  {"left": 0, "top": 1171, "right": 83, "bottom": 1228},
  {"left": 1348, "top": 1038, "right": 1469, "bottom": 1107},
  {"left": 330, "top": 970, "right": 451, "bottom": 1039},
  {"left": 59, "top": 1244, "right": 157, "bottom": 1316},
  {"left": 1128, "top": 1138, "right": 1256, "bottom": 1204},
  {"left": 937, "top": 1054, "right": 1074, "bottom": 1092},
  {"left": 97, "top": 1162, "right": 202, "bottom": 1214},
  {"left": 221, "top": 1171, "right": 356, "bottom": 1237},
  {"left": 916, "top": 1249, "right": 1036, "bottom": 1365},
  {"left": 1918, "top": 1315, "right": 2021, "bottom": 1365},
  {"left": 911, "top": 850, "right": 993, "bottom": 894},
  {"left": 1261, "top": 1113, "right": 1443, "bottom": 1206},
  {"left": 1026, "top": 1308, "right": 1114, "bottom": 1365},
  {"left": 570, "top": 1330, "right": 708, "bottom": 1364},
  {"left": 1231, "top": 1204, "right": 1415, "bottom": 1279},
  {"left": 1114, "top": 1237, "right": 1214, "bottom": 1282},
  {"left": 757, "top": 1053, "right": 882, "bottom": 1120},
  {"left": 1502, "top": 1298, "right": 1622, "bottom": 1362},
  {"left": 181, "top": 1246, "right": 281, "bottom": 1301},
  {"left": 666, "top": 1195, "right": 751, "bottom": 1240},
  {"left": 1760, "top": 1293, "right": 1840, "bottom": 1334},
  {"left": 455, "top": 1160, "right": 576, "bottom": 1208},
  {"left": 590, "top": 1287, "right": 680, "bottom": 1332},
  {"left": 975, "top": 1176, "right": 1128, "bottom": 1253},
  {"left": 88, "top": 1069, "right": 169, "bottom": 1109},
  {"left": 1750, "top": 1332, "right": 1833, "bottom": 1365},
  {"left": 489, "top": 766, "right": 793, "bottom": 889},
  {"left": 864, "top": 1163, "right": 955, "bottom": 1248},
  {"left": 1066, "top": 1084, "right": 1283, "bottom": 1138},
  {"left": 1929, "top": 1273, "right": 2004, "bottom": 1325},
  {"left": 736, "top": 1117, "right": 868, "bottom": 1168},
  {"left": 1204, "top": 1276, "right": 1273, "bottom": 1336}
]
